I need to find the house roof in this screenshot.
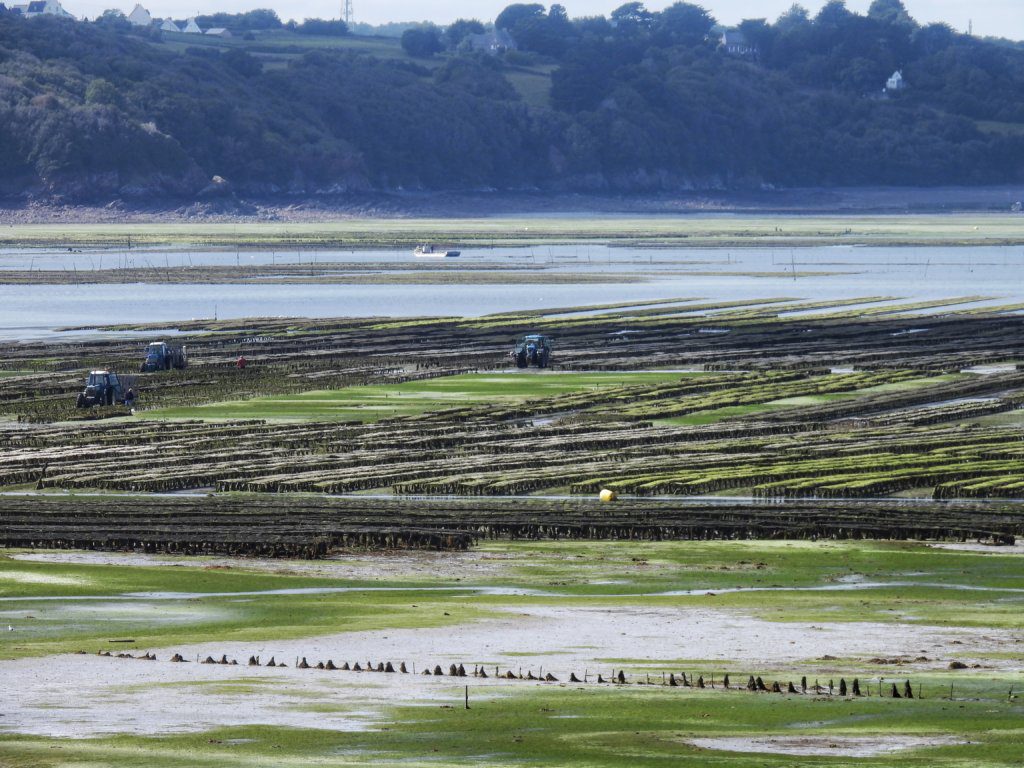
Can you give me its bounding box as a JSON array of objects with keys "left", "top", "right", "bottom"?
[
  {"left": 26, "top": 1, "right": 46, "bottom": 12},
  {"left": 205, "top": 27, "right": 228, "bottom": 34},
  {"left": 721, "top": 29, "right": 748, "bottom": 45}
]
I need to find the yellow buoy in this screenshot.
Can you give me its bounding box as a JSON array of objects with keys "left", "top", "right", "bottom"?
[{"left": 599, "top": 488, "right": 617, "bottom": 502}]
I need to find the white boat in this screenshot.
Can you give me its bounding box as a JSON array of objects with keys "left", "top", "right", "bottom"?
[{"left": 414, "top": 244, "right": 460, "bottom": 258}]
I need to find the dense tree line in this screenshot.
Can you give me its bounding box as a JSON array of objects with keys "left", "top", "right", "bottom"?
[{"left": 0, "top": 1, "right": 1021, "bottom": 201}]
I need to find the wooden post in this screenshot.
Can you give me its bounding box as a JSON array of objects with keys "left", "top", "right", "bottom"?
[{"left": 465, "top": 685, "right": 470, "bottom": 710}]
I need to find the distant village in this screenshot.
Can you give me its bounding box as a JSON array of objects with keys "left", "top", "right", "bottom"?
[
  {"left": 1, "top": 1, "right": 908, "bottom": 93},
  {"left": 4, "top": 0, "right": 233, "bottom": 36}
]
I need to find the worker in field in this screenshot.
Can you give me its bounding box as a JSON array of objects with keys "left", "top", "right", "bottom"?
[
  {"left": 236, "top": 356, "right": 247, "bottom": 370},
  {"left": 124, "top": 388, "right": 136, "bottom": 408}
]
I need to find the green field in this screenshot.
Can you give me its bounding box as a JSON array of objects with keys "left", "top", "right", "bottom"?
[
  {"left": 158, "top": 29, "right": 410, "bottom": 60},
  {"left": 144, "top": 371, "right": 695, "bottom": 421},
  {"left": 4, "top": 214, "right": 1024, "bottom": 249},
  {"left": 3, "top": 539, "right": 1022, "bottom": 657}
]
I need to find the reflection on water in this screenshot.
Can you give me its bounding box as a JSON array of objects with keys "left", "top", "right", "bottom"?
[{"left": 0, "top": 244, "right": 1020, "bottom": 339}]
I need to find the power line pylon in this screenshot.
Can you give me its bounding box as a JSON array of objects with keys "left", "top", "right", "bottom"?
[{"left": 342, "top": 0, "right": 353, "bottom": 24}]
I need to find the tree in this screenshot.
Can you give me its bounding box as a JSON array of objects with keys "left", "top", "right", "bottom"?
[
  {"left": 84, "top": 78, "right": 120, "bottom": 107},
  {"left": 196, "top": 9, "right": 282, "bottom": 32},
  {"left": 445, "top": 18, "right": 484, "bottom": 48},
  {"left": 776, "top": 4, "right": 810, "bottom": 30},
  {"left": 513, "top": 6, "right": 575, "bottom": 56},
  {"left": 95, "top": 9, "right": 129, "bottom": 29},
  {"left": 611, "top": 2, "right": 652, "bottom": 33},
  {"left": 223, "top": 49, "right": 262, "bottom": 77},
  {"left": 401, "top": 25, "right": 444, "bottom": 58},
  {"left": 913, "top": 22, "right": 955, "bottom": 56},
  {"left": 868, "top": 0, "right": 916, "bottom": 27},
  {"left": 738, "top": 18, "right": 774, "bottom": 57},
  {"left": 495, "top": 4, "right": 544, "bottom": 31},
  {"left": 296, "top": 18, "right": 348, "bottom": 36},
  {"left": 655, "top": 3, "right": 715, "bottom": 47},
  {"left": 815, "top": 0, "right": 853, "bottom": 28}
]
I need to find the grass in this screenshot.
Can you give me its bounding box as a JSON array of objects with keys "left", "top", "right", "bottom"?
[
  {"left": 505, "top": 67, "right": 554, "bottom": 108},
  {"left": 3, "top": 214, "right": 1024, "bottom": 249},
  {"left": 142, "top": 371, "right": 696, "bottom": 421},
  {"left": 2, "top": 539, "right": 1022, "bottom": 660},
  {"left": 158, "top": 30, "right": 411, "bottom": 61}
]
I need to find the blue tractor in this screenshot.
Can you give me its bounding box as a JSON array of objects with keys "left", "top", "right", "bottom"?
[
  {"left": 76, "top": 370, "right": 130, "bottom": 408},
  {"left": 141, "top": 341, "right": 187, "bottom": 372},
  {"left": 513, "top": 334, "right": 552, "bottom": 369}
]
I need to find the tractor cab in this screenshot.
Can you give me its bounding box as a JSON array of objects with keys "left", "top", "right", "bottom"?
[
  {"left": 142, "top": 343, "right": 167, "bottom": 372},
  {"left": 140, "top": 340, "right": 187, "bottom": 372},
  {"left": 77, "top": 370, "right": 125, "bottom": 408},
  {"left": 87, "top": 370, "right": 119, "bottom": 388},
  {"left": 513, "top": 334, "right": 553, "bottom": 369}
]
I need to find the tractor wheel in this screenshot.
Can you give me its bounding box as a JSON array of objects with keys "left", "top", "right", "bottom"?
[
  {"left": 516, "top": 351, "right": 528, "bottom": 369},
  {"left": 76, "top": 393, "right": 86, "bottom": 409},
  {"left": 537, "top": 351, "right": 549, "bottom": 368}
]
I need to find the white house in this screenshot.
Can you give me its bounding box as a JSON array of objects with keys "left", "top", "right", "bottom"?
[
  {"left": 14, "top": 0, "right": 71, "bottom": 17},
  {"left": 885, "top": 70, "right": 905, "bottom": 92},
  {"left": 467, "top": 29, "right": 516, "bottom": 53},
  {"left": 720, "top": 29, "right": 755, "bottom": 56},
  {"left": 159, "top": 18, "right": 181, "bottom": 32},
  {"left": 183, "top": 17, "right": 202, "bottom": 33},
  {"left": 126, "top": 4, "right": 151, "bottom": 26},
  {"left": 204, "top": 27, "right": 231, "bottom": 37}
]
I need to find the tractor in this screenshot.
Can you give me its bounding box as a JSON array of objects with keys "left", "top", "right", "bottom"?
[
  {"left": 140, "top": 341, "right": 187, "bottom": 372},
  {"left": 513, "top": 334, "right": 552, "bottom": 369},
  {"left": 76, "top": 370, "right": 129, "bottom": 408}
]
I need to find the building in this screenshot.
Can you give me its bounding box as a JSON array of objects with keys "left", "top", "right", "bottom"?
[
  {"left": 720, "top": 29, "right": 755, "bottom": 56},
  {"left": 467, "top": 29, "right": 516, "bottom": 53},
  {"left": 126, "top": 3, "right": 151, "bottom": 26},
  {"left": 885, "top": 70, "right": 905, "bottom": 92},
  {"left": 204, "top": 27, "right": 231, "bottom": 37},
  {"left": 182, "top": 17, "right": 202, "bottom": 33},
  {"left": 11, "top": 0, "right": 71, "bottom": 16},
  {"left": 158, "top": 18, "right": 180, "bottom": 32}
]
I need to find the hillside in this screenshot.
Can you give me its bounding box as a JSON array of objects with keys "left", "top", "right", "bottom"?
[{"left": 0, "top": 1, "right": 1023, "bottom": 203}]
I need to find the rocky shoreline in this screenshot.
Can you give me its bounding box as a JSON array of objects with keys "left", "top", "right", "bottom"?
[{"left": 1, "top": 186, "right": 1023, "bottom": 224}]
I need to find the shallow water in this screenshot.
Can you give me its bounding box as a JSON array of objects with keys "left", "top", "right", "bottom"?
[
  {"left": 2, "top": 580, "right": 1020, "bottom": 604},
  {"left": 0, "top": 244, "right": 1021, "bottom": 339}
]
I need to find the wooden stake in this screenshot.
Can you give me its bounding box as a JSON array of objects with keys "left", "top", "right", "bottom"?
[{"left": 465, "top": 685, "right": 470, "bottom": 710}]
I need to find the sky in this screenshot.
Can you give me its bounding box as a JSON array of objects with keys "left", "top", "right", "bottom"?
[{"left": 64, "top": 1, "right": 1023, "bottom": 41}]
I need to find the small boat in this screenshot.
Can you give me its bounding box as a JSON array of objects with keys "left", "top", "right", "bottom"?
[{"left": 414, "top": 244, "right": 460, "bottom": 258}]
